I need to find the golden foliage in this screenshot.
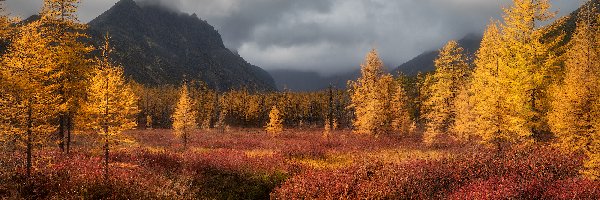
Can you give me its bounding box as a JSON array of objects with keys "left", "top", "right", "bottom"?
[
  {"left": 78, "top": 35, "right": 138, "bottom": 142},
  {"left": 423, "top": 41, "right": 471, "bottom": 146},
  {"left": 266, "top": 106, "right": 284, "bottom": 135},
  {"left": 172, "top": 84, "right": 198, "bottom": 147},
  {"left": 1, "top": 20, "right": 60, "bottom": 148},
  {"left": 348, "top": 49, "right": 407, "bottom": 135},
  {"left": 549, "top": 4, "right": 600, "bottom": 179}
]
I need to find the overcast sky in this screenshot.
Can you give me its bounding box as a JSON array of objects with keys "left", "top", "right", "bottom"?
[{"left": 5, "top": 0, "right": 585, "bottom": 75}]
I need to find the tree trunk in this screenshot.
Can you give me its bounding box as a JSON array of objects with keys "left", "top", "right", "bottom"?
[
  {"left": 103, "top": 126, "right": 109, "bottom": 182},
  {"left": 183, "top": 132, "right": 187, "bottom": 149},
  {"left": 66, "top": 116, "right": 72, "bottom": 154},
  {"left": 328, "top": 85, "right": 334, "bottom": 132},
  {"left": 26, "top": 102, "right": 33, "bottom": 177},
  {"left": 58, "top": 115, "right": 65, "bottom": 152}
]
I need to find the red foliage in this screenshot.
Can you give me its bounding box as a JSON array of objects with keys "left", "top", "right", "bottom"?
[{"left": 273, "top": 145, "right": 598, "bottom": 199}]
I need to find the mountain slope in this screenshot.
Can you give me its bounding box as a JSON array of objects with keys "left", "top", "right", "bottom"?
[
  {"left": 395, "top": 33, "right": 482, "bottom": 76},
  {"left": 395, "top": 0, "right": 600, "bottom": 76},
  {"left": 87, "top": 0, "right": 276, "bottom": 91}
]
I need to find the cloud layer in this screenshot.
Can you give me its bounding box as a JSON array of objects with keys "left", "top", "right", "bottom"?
[{"left": 5, "top": 0, "right": 584, "bottom": 75}]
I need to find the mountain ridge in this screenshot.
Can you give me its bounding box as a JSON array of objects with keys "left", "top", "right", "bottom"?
[{"left": 87, "top": 0, "right": 276, "bottom": 91}]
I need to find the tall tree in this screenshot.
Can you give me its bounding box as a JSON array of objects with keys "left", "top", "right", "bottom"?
[
  {"left": 78, "top": 35, "right": 138, "bottom": 181},
  {"left": 466, "top": 22, "right": 512, "bottom": 148},
  {"left": 498, "top": 0, "right": 556, "bottom": 141},
  {"left": 423, "top": 41, "right": 471, "bottom": 146},
  {"left": 348, "top": 49, "right": 395, "bottom": 135},
  {"left": 549, "top": 3, "right": 600, "bottom": 179},
  {"left": 40, "top": 0, "right": 93, "bottom": 153},
  {"left": 1, "top": 20, "right": 60, "bottom": 177},
  {"left": 172, "top": 83, "right": 197, "bottom": 149},
  {"left": 391, "top": 82, "right": 413, "bottom": 135}
]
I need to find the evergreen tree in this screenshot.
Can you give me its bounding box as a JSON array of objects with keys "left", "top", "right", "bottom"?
[
  {"left": 498, "top": 0, "right": 556, "bottom": 142},
  {"left": 40, "top": 0, "right": 93, "bottom": 153},
  {"left": 348, "top": 49, "right": 395, "bottom": 135},
  {"left": 78, "top": 35, "right": 138, "bottom": 181},
  {"left": 423, "top": 41, "right": 471, "bottom": 146},
  {"left": 452, "top": 84, "right": 477, "bottom": 142},
  {"left": 172, "top": 83, "right": 197, "bottom": 148},
  {"left": 548, "top": 3, "right": 600, "bottom": 179},
  {"left": 391, "top": 83, "right": 413, "bottom": 135},
  {"left": 1, "top": 20, "right": 61, "bottom": 177},
  {"left": 266, "top": 106, "right": 283, "bottom": 135},
  {"left": 468, "top": 22, "right": 511, "bottom": 147}
]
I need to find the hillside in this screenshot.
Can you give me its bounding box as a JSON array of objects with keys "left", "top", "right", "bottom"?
[
  {"left": 87, "top": 0, "right": 276, "bottom": 91},
  {"left": 394, "top": 33, "right": 482, "bottom": 76}
]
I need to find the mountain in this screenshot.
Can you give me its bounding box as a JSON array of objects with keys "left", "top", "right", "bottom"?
[
  {"left": 395, "top": 0, "right": 600, "bottom": 76},
  {"left": 394, "top": 33, "right": 482, "bottom": 76},
  {"left": 87, "top": 0, "right": 276, "bottom": 91}
]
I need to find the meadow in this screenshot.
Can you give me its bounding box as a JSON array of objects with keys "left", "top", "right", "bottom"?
[{"left": 1, "top": 128, "right": 598, "bottom": 199}]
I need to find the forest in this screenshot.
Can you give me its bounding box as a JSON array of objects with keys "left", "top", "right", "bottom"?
[{"left": 1, "top": 0, "right": 600, "bottom": 199}]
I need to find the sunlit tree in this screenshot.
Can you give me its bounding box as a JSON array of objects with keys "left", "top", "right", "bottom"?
[
  {"left": 1, "top": 20, "right": 61, "bottom": 177},
  {"left": 548, "top": 4, "right": 600, "bottom": 179},
  {"left": 348, "top": 49, "right": 395, "bottom": 135},
  {"left": 172, "top": 83, "right": 198, "bottom": 148},
  {"left": 266, "top": 106, "right": 283, "bottom": 135},
  {"left": 40, "top": 0, "right": 93, "bottom": 153},
  {"left": 423, "top": 41, "right": 471, "bottom": 146},
  {"left": 78, "top": 35, "right": 138, "bottom": 180},
  {"left": 497, "top": 0, "right": 556, "bottom": 142}
]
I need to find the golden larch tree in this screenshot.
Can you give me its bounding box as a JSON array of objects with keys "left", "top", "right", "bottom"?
[
  {"left": 1, "top": 20, "right": 61, "bottom": 177},
  {"left": 423, "top": 41, "right": 471, "bottom": 146},
  {"left": 391, "top": 82, "right": 413, "bottom": 135},
  {"left": 348, "top": 49, "right": 395, "bottom": 135},
  {"left": 451, "top": 84, "right": 477, "bottom": 143},
  {"left": 40, "top": 0, "right": 93, "bottom": 153},
  {"left": 498, "top": 0, "right": 556, "bottom": 142},
  {"left": 466, "top": 22, "right": 512, "bottom": 148},
  {"left": 549, "top": 4, "right": 600, "bottom": 179},
  {"left": 78, "top": 35, "right": 138, "bottom": 181},
  {"left": 266, "top": 106, "right": 284, "bottom": 135},
  {"left": 172, "top": 83, "right": 198, "bottom": 148}
]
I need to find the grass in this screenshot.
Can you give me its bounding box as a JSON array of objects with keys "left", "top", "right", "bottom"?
[{"left": 1, "top": 128, "right": 598, "bottom": 199}]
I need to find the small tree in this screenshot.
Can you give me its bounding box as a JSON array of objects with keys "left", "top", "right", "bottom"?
[
  {"left": 266, "top": 106, "right": 283, "bottom": 135},
  {"left": 423, "top": 41, "right": 471, "bottom": 146},
  {"left": 79, "top": 34, "right": 138, "bottom": 181},
  {"left": 391, "top": 82, "right": 413, "bottom": 135},
  {"left": 145, "top": 115, "right": 153, "bottom": 129},
  {"left": 348, "top": 49, "right": 395, "bottom": 135},
  {"left": 172, "top": 84, "right": 197, "bottom": 148}
]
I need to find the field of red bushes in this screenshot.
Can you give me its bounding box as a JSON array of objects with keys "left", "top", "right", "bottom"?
[{"left": 1, "top": 129, "right": 598, "bottom": 199}]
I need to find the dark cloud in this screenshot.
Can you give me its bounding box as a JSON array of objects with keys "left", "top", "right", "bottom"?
[{"left": 4, "top": 0, "right": 585, "bottom": 75}]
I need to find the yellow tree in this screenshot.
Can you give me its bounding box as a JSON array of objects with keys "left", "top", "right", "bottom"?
[
  {"left": 172, "top": 83, "right": 197, "bottom": 148},
  {"left": 266, "top": 106, "right": 283, "bottom": 135},
  {"left": 1, "top": 20, "right": 60, "bottom": 177},
  {"left": 40, "top": 0, "right": 93, "bottom": 153},
  {"left": 391, "top": 82, "right": 413, "bottom": 135},
  {"left": 78, "top": 35, "right": 138, "bottom": 180},
  {"left": 423, "top": 41, "right": 471, "bottom": 146},
  {"left": 452, "top": 84, "right": 477, "bottom": 142},
  {"left": 498, "top": 0, "right": 556, "bottom": 142},
  {"left": 549, "top": 4, "right": 600, "bottom": 179},
  {"left": 466, "top": 22, "right": 512, "bottom": 148},
  {"left": 348, "top": 49, "right": 395, "bottom": 135}
]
